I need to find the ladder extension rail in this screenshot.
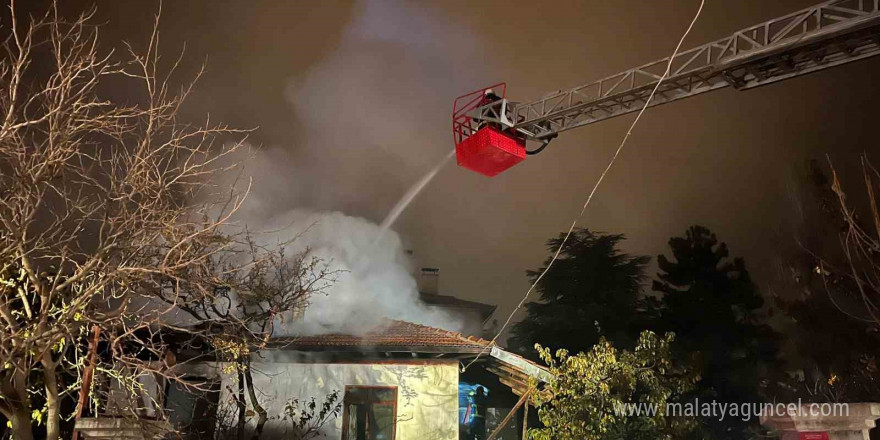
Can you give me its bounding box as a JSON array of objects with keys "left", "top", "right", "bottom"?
[{"left": 470, "top": 0, "right": 880, "bottom": 141}]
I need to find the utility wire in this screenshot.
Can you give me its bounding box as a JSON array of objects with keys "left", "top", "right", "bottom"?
[{"left": 463, "top": 0, "right": 707, "bottom": 372}]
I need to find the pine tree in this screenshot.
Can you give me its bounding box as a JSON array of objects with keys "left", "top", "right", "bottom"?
[
  {"left": 510, "top": 229, "right": 651, "bottom": 360},
  {"left": 653, "top": 225, "right": 777, "bottom": 438}
]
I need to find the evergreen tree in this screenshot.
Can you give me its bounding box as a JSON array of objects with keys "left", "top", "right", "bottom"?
[
  {"left": 510, "top": 229, "right": 651, "bottom": 360},
  {"left": 653, "top": 225, "right": 777, "bottom": 439}
]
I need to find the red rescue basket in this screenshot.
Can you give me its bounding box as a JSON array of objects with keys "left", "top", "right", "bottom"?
[{"left": 452, "top": 83, "right": 526, "bottom": 177}]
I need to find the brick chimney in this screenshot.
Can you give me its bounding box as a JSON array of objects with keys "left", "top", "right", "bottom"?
[{"left": 418, "top": 267, "right": 439, "bottom": 295}]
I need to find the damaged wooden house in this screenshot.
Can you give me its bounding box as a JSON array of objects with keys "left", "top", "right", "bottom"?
[{"left": 74, "top": 277, "right": 550, "bottom": 440}]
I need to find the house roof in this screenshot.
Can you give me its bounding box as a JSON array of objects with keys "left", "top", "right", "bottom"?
[
  {"left": 418, "top": 292, "right": 497, "bottom": 322},
  {"left": 270, "top": 319, "right": 493, "bottom": 353},
  {"left": 268, "top": 320, "right": 553, "bottom": 392}
]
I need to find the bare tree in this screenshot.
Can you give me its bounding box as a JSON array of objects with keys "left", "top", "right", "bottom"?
[
  {"left": 826, "top": 154, "right": 880, "bottom": 323},
  {"left": 153, "top": 237, "right": 337, "bottom": 440},
  {"left": 0, "top": 3, "right": 333, "bottom": 440}
]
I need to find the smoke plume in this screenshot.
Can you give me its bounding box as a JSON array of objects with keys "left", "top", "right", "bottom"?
[
  {"left": 225, "top": 0, "right": 486, "bottom": 335},
  {"left": 247, "top": 209, "right": 459, "bottom": 335}
]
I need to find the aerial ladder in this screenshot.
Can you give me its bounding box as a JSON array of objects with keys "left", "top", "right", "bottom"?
[{"left": 453, "top": 0, "right": 880, "bottom": 177}]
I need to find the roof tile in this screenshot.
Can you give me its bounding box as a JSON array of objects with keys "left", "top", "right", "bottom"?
[{"left": 271, "top": 320, "right": 493, "bottom": 352}]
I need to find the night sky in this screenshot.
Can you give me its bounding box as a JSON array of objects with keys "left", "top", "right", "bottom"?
[{"left": 25, "top": 0, "right": 880, "bottom": 335}]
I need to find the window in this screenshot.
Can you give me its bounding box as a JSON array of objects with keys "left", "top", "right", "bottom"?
[{"left": 341, "top": 386, "right": 397, "bottom": 440}]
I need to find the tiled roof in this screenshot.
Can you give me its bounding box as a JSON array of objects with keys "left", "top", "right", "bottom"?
[
  {"left": 270, "top": 320, "right": 492, "bottom": 353},
  {"left": 266, "top": 320, "right": 553, "bottom": 384},
  {"left": 418, "top": 292, "right": 497, "bottom": 320}
]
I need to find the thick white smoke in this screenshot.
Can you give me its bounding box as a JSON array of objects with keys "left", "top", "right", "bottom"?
[
  {"left": 218, "top": 0, "right": 487, "bottom": 336},
  {"left": 249, "top": 209, "right": 460, "bottom": 335}
]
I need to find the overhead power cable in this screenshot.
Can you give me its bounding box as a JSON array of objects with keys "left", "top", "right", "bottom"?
[{"left": 463, "top": 0, "right": 707, "bottom": 372}]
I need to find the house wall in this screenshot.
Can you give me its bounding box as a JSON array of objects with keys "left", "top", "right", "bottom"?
[{"left": 215, "top": 355, "right": 460, "bottom": 440}]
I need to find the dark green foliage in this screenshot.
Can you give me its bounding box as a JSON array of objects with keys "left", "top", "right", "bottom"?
[
  {"left": 509, "top": 229, "right": 651, "bottom": 360},
  {"left": 773, "top": 286, "right": 880, "bottom": 401},
  {"left": 512, "top": 226, "right": 781, "bottom": 439},
  {"left": 652, "top": 225, "right": 777, "bottom": 439}
]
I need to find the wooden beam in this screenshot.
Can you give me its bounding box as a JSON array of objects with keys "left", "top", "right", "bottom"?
[
  {"left": 488, "top": 363, "right": 530, "bottom": 380},
  {"left": 498, "top": 378, "right": 529, "bottom": 396}
]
